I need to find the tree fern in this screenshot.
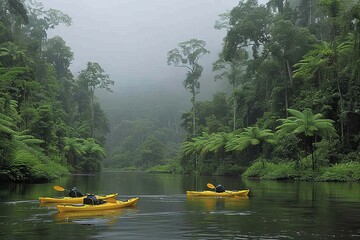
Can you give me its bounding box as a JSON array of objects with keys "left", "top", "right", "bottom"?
[
  {"left": 276, "top": 108, "right": 337, "bottom": 170},
  {"left": 181, "top": 140, "right": 196, "bottom": 157},
  {"left": 226, "top": 126, "right": 275, "bottom": 152}
]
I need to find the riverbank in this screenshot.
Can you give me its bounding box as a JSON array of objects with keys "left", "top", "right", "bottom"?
[
  {"left": 116, "top": 160, "right": 360, "bottom": 182},
  {"left": 243, "top": 161, "right": 360, "bottom": 182}
]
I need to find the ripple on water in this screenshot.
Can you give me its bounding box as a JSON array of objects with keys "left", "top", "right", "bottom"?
[{"left": 208, "top": 210, "right": 253, "bottom": 216}]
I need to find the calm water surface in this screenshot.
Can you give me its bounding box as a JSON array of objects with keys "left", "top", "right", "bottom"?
[{"left": 0, "top": 171, "right": 359, "bottom": 239}]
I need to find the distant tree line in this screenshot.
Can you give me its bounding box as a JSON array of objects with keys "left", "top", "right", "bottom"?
[
  {"left": 169, "top": 0, "right": 360, "bottom": 181},
  {"left": 0, "top": 0, "right": 113, "bottom": 182},
  {"left": 103, "top": 93, "right": 185, "bottom": 172}
]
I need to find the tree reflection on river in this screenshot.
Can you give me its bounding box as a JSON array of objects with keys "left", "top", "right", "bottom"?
[{"left": 0, "top": 171, "right": 359, "bottom": 239}]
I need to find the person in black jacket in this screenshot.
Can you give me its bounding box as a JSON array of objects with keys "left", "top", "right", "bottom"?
[
  {"left": 215, "top": 184, "right": 225, "bottom": 193},
  {"left": 68, "top": 187, "right": 83, "bottom": 197}
]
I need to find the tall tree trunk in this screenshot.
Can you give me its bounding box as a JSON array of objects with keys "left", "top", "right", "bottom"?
[
  {"left": 308, "top": 0, "right": 312, "bottom": 26},
  {"left": 311, "top": 136, "right": 317, "bottom": 171},
  {"left": 284, "top": 58, "right": 291, "bottom": 118},
  {"left": 191, "top": 86, "right": 196, "bottom": 137},
  {"left": 336, "top": 79, "right": 344, "bottom": 141},
  {"left": 284, "top": 87, "right": 288, "bottom": 118},
  {"left": 286, "top": 59, "right": 293, "bottom": 87},
  {"left": 0, "top": 1, "right": 9, "bottom": 21},
  {"left": 90, "top": 92, "right": 94, "bottom": 137},
  {"left": 233, "top": 81, "right": 236, "bottom": 131},
  {"left": 311, "top": 144, "right": 314, "bottom": 171}
]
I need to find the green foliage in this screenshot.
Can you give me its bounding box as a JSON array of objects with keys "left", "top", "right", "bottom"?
[
  {"left": 167, "top": 39, "right": 210, "bottom": 135},
  {"left": 44, "top": 36, "right": 74, "bottom": 77},
  {"left": 104, "top": 150, "right": 134, "bottom": 169},
  {"left": 77, "top": 157, "right": 101, "bottom": 172},
  {"left": 147, "top": 161, "right": 181, "bottom": 174},
  {"left": 316, "top": 162, "right": 360, "bottom": 182},
  {"left": 78, "top": 62, "right": 114, "bottom": 93},
  {"left": 224, "top": 0, "right": 272, "bottom": 60},
  {"left": 226, "top": 126, "right": 275, "bottom": 152},
  {"left": 215, "top": 162, "right": 245, "bottom": 176},
  {"left": 140, "top": 136, "right": 164, "bottom": 168},
  {"left": 242, "top": 161, "right": 298, "bottom": 180},
  {"left": 1, "top": 0, "right": 357, "bottom": 183},
  {"left": 245, "top": 155, "right": 360, "bottom": 182},
  {"left": 9, "top": 149, "right": 68, "bottom": 182},
  {"left": 175, "top": 0, "right": 360, "bottom": 181},
  {"left": 277, "top": 108, "right": 337, "bottom": 137},
  {"left": 242, "top": 161, "right": 268, "bottom": 178},
  {"left": 276, "top": 108, "right": 337, "bottom": 170},
  {"left": 105, "top": 113, "right": 180, "bottom": 170},
  {"left": 262, "top": 162, "right": 298, "bottom": 180},
  {"left": 78, "top": 62, "right": 113, "bottom": 137},
  {"left": 0, "top": 2, "right": 110, "bottom": 181},
  {"left": 0, "top": 0, "right": 29, "bottom": 24},
  {"left": 64, "top": 137, "right": 105, "bottom": 172}
]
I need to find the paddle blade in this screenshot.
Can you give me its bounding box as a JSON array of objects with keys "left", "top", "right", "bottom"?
[
  {"left": 207, "top": 183, "right": 215, "bottom": 189},
  {"left": 53, "top": 185, "right": 65, "bottom": 191},
  {"left": 106, "top": 197, "right": 117, "bottom": 203}
]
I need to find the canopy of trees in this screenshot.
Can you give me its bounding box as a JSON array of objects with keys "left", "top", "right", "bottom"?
[
  {"left": 177, "top": 0, "right": 360, "bottom": 180},
  {"left": 0, "top": 0, "right": 111, "bottom": 182},
  {"left": 2, "top": 0, "right": 359, "bottom": 182}
]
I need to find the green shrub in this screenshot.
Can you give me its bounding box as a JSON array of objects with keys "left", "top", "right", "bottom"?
[
  {"left": 147, "top": 164, "right": 173, "bottom": 173},
  {"left": 33, "top": 161, "right": 69, "bottom": 180},
  {"left": 215, "top": 163, "right": 245, "bottom": 176},
  {"left": 9, "top": 149, "right": 69, "bottom": 182},
  {"left": 78, "top": 157, "right": 101, "bottom": 172},
  {"left": 262, "top": 162, "right": 297, "bottom": 180},
  {"left": 272, "top": 134, "right": 302, "bottom": 162},
  {"left": 316, "top": 162, "right": 360, "bottom": 182},
  {"left": 242, "top": 161, "right": 267, "bottom": 178},
  {"left": 243, "top": 161, "right": 298, "bottom": 180},
  {"left": 197, "top": 159, "right": 217, "bottom": 175},
  {"left": 116, "top": 166, "right": 138, "bottom": 171},
  {"left": 295, "top": 156, "right": 315, "bottom": 180}
]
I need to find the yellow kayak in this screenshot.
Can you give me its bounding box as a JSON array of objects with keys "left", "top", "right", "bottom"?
[
  {"left": 186, "top": 190, "right": 250, "bottom": 197},
  {"left": 56, "top": 197, "right": 139, "bottom": 212},
  {"left": 39, "top": 193, "right": 119, "bottom": 203}
]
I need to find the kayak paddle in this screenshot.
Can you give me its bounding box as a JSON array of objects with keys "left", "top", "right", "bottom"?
[
  {"left": 106, "top": 197, "right": 117, "bottom": 203},
  {"left": 53, "top": 185, "right": 66, "bottom": 192}
]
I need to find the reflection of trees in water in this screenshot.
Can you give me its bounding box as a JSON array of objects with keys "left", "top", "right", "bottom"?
[
  {"left": 186, "top": 196, "right": 249, "bottom": 211},
  {"left": 184, "top": 196, "right": 250, "bottom": 239}
]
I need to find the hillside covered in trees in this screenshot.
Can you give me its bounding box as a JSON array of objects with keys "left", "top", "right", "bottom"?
[
  {"left": 171, "top": 0, "right": 360, "bottom": 181},
  {"left": 0, "top": 0, "right": 112, "bottom": 182}
]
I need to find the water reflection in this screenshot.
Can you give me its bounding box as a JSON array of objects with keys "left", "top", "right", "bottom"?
[
  {"left": 54, "top": 208, "right": 138, "bottom": 225},
  {"left": 39, "top": 202, "right": 58, "bottom": 208},
  {"left": 186, "top": 196, "right": 249, "bottom": 211},
  {"left": 1, "top": 172, "right": 359, "bottom": 239}
]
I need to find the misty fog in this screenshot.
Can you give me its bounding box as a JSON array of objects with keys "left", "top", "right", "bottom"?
[
  {"left": 38, "top": 0, "right": 268, "bottom": 157},
  {"left": 41, "top": 0, "right": 267, "bottom": 102}
]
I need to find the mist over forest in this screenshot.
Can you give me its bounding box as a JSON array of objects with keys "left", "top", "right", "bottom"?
[
  {"left": 1, "top": 0, "right": 359, "bottom": 182},
  {"left": 42, "top": 0, "right": 239, "bottom": 166}
]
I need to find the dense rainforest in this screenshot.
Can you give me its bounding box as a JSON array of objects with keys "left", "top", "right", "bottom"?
[
  {"left": 0, "top": 0, "right": 112, "bottom": 182},
  {"left": 105, "top": 0, "right": 360, "bottom": 182},
  {"left": 168, "top": 0, "right": 360, "bottom": 181},
  {"left": 1, "top": 0, "right": 359, "bottom": 183}
]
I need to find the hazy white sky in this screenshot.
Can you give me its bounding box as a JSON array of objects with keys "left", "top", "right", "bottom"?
[{"left": 39, "top": 0, "right": 268, "bottom": 96}]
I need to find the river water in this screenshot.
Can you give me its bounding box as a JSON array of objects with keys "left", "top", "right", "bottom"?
[{"left": 0, "top": 171, "right": 359, "bottom": 239}]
